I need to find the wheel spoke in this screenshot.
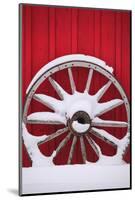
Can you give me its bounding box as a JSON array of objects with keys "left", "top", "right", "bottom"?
[
  {"left": 33, "top": 94, "right": 62, "bottom": 112},
  {"left": 80, "top": 136, "right": 87, "bottom": 163},
  {"left": 85, "top": 135, "right": 99, "bottom": 157},
  {"left": 67, "top": 136, "right": 77, "bottom": 164},
  {"left": 95, "top": 99, "right": 124, "bottom": 117},
  {"left": 48, "top": 77, "right": 68, "bottom": 100},
  {"left": 91, "top": 127, "right": 119, "bottom": 147},
  {"left": 92, "top": 117, "right": 128, "bottom": 128},
  {"left": 68, "top": 68, "right": 76, "bottom": 94},
  {"left": 38, "top": 127, "right": 68, "bottom": 145},
  {"left": 85, "top": 69, "right": 93, "bottom": 92},
  {"left": 55, "top": 132, "right": 72, "bottom": 157},
  {"left": 95, "top": 80, "right": 111, "bottom": 101},
  {"left": 27, "top": 112, "right": 66, "bottom": 125}
]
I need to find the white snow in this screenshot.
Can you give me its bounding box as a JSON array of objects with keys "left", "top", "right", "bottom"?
[
  {"left": 27, "top": 112, "right": 66, "bottom": 125},
  {"left": 64, "top": 91, "right": 96, "bottom": 119},
  {"left": 22, "top": 123, "right": 55, "bottom": 167},
  {"left": 72, "top": 121, "right": 90, "bottom": 133},
  {"left": 94, "top": 99, "right": 124, "bottom": 117},
  {"left": 22, "top": 123, "right": 130, "bottom": 194},
  {"left": 34, "top": 93, "right": 65, "bottom": 113},
  {"left": 22, "top": 164, "right": 130, "bottom": 194},
  {"left": 23, "top": 123, "right": 129, "bottom": 167},
  {"left": 26, "top": 54, "right": 113, "bottom": 94}
]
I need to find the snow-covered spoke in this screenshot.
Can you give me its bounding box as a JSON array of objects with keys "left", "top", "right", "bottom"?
[
  {"left": 85, "top": 68, "right": 93, "bottom": 92},
  {"left": 91, "top": 127, "right": 119, "bottom": 147},
  {"left": 55, "top": 132, "right": 72, "bottom": 157},
  {"left": 85, "top": 135, "right": 100, "bottom": 157},
  {"left": 33, "top": 94, "right": 63, "bottom": 112},
  {"left": 68, "top": 68, "right": 76, "bottom": 94},
  {"left": 27, "top": 112, "right": 66, "bottom": 125},
  {"left": 92, "top": 117, "right": 128, "bottom": 128},
  {"left": 48, "top": 77, "right": 68, "bottom": 100},
  {"left": 67, "top": 136, "right": 77, "bottom": 164},
  {"left": 95, "top": 99, "right": 124, "bottom": 117},
  {"left": 95, "top": 80, "right": 112, "bottom": 101},
  {"left": 38, "top": 127, "right": 68, "bottom": 145},
  {"left": 22, "top": 123, "right": 48, "bottom": 144},
  {"left": 80, "top": 136, "right": 87, "bottom": 163}
]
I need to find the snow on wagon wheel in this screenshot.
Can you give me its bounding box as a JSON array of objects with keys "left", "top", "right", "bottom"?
[{"left": 22, "top": 54, "right": 130, "bottom": 167}]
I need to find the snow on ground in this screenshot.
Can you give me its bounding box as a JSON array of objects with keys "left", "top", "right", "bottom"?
[{"left": 22, "top": 164, "right": 130, "bottom": 194}]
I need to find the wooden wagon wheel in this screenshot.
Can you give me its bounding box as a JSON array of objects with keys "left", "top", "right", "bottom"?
[{"left": 22, "top": 54, "right": 130, "bottom": 166}]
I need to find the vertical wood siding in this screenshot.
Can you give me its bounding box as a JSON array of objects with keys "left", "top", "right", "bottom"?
[{"left": 21, "top": 5, "right": 131, "bottom": 167}]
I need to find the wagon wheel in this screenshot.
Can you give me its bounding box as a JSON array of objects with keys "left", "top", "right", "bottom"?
[{"left": 22, "top": 54, "right": 130, "bottom": 165}]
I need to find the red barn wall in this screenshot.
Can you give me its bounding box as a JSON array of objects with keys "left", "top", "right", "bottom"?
[{"left": 21, "top": 4, "right": 131, "bottom": 167}]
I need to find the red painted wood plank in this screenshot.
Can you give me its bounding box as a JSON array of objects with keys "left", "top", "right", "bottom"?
[
  {"left": 22, "top": 5, "right": 32, "bottom": 105},
  {"left": 100, "top": 10, "right": 116, "bottom": 67},
  {"left": 121, "top": 11, "right": 131, "bottom": 100},
  {"left": 121, "top": 11, "right": 131, "bottom": 163},
  {"left": 78, "top": 8, "right": 94, "bottom": 55},
  {"left": 22, "top": 5, "right": 32, "bottom": 167},
  {"left": 71, "top": 8, "right": 78, "bottom": 53},
  {"left": 31, "top": 6, "right": 49, "bottom": 76},
  {"left": 115, "top": 11, "right": 122, "bottom": 81},
  {"left": 55, "top": 7, "right": 72, "bottom": 57},
  {"left": 94, "top": 10, "right": 101, "bottom": 58},
  {"left": 49, "top": 7, "right": 56, "bottom": 61}
]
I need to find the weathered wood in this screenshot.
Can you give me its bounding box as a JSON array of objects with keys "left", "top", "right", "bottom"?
[
  {"left": 85, "top": 134, "right": 99, "bottom": 157},
  {"left": 91, "top": 128, "right": 119, "bottom": 147},
  {"left": 55, "top": 132, "right": 72, "bottom": 156},
  {"left": 33, "top": 94, "right": 60, "bottom": 111},
  {"left": 85, "top": 68, "right": 93, "bottom": 92},
  {"left": 48, "top": 77, "right": 66, "bottom": 100},
  {"left": 68, "top": 67, "right": 76, "bottom": 93},
  {"left": 96, "top": 80, "right": 111, "bottom": 101},
  {"left": 27, "top": 119, "right": 63, "bottom": 124},
  {"left": 80, "top": 136, "right": 87, "bottom": 163},
  {"left": 95, "top": 99, "right": 124, "bottom": 117},
  {"left": 67, "top": 135, "right": 77, "bottom": 164},
  {"left": 92, "top": 119, "right": 128, "bottom": 128},
  {"left": 38, "top": 127, "right": 68, "bottom": 145}
]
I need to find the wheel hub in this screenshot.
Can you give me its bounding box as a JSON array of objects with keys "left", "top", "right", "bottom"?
[{"left": 68, "top": 111, "right": 91, "bottom": 135}]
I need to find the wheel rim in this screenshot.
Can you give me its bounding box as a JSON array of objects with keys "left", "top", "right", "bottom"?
[{"left": 22, "top": 55, "right": 130, "bottom": 166}]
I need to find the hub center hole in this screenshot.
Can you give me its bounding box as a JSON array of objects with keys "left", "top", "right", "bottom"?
[
  {"left": 68, "top": 111, "right": 91, "bottom": 135},
  {"left": 77, "top": 117, "right": 85, "bottom": 124}
]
